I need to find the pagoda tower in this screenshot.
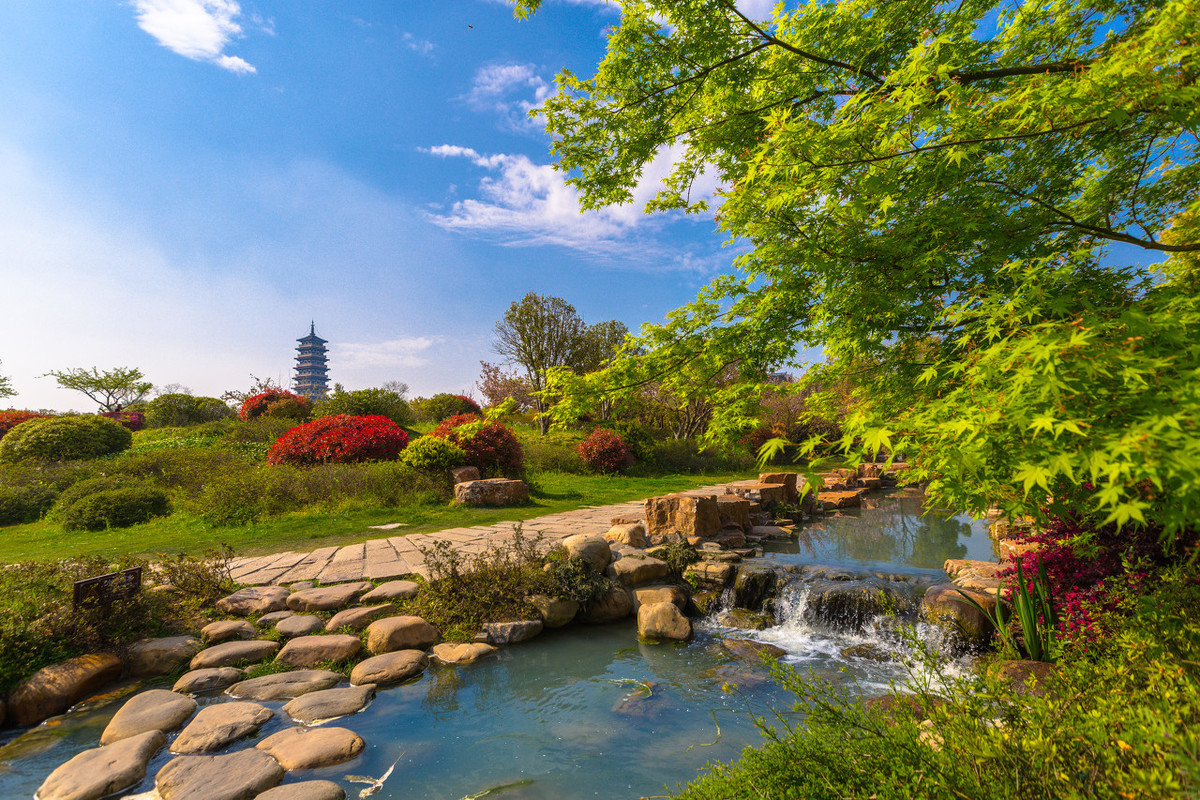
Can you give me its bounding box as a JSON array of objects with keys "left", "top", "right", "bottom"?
[{"left": 293, "top": 322, "right": 330, "bottom": 402}]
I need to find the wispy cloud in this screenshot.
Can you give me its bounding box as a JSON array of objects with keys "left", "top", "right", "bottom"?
[
  {"left": 335, "top": 338, "right": 439, "bottom": 370},
  {"left": 464, "top": 62, "right": 551, "bottom": 130},
  {"left": 402, "top": 32, "right": 435, "bottom": 56},
  {"left": 131, "top": 0, "right": 256, "bottom": 74}
]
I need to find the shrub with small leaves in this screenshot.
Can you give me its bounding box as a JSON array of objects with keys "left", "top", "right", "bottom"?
[
  {"left": 431, "top": 413, "right": 524, "bottom": 477},
  {"left": 400, "top": 435, "right": 468, "bottom": 473},
  {"left": 267, "top": 414, "right": 409, "bottom": 466},
  {"left": 145, "top": 394, "right": 233, "bottom": 428},
  {"left": 0, "top": 410, "right": 52, "bottom": 440},
  {"left": 577, "top": 428, "right": 634, "bottom": 473},
  {"left": 315, "top": 387, "right": 413, "bottom": 426},
  {"left": 60, "top": 486, "right": 171, "bottom": 531},
  {"left": 412, "top": 393, "right": 482, "bottom": 422},
  {"left": 0, "top": 485, "right": 56, "bottom": 526},
  {"left": 0, "top": 415, "right": 133, "bottom": 462},
  {"left": 238, "top": 389, "right": 312, "bottom": 422}
]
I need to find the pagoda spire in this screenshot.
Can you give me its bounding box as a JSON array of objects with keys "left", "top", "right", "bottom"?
[{"left": 293, "top": 323, "right": 330, "bottom": 402}]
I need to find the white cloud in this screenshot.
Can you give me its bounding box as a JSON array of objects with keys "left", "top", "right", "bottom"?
[
  {"left": 335, "top": 338, "right": 439, "bottom": 370},
  {"left": 464, "top": 62, "right": 551, "bottom": 130},
  {"left": 402, "top": 32, "right": 435, "bottom": 56},
  {"left": 131, "top": 0, "right": 257, "bottom": 74}
]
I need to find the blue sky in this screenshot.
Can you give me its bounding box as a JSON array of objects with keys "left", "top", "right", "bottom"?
[{"left": 0, "top": 0, "right": 774, "bottom": 412}]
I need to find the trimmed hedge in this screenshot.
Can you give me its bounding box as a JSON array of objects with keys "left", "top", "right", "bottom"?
[
  {"left": 400, "top": 435, "right": 468, "bottom": 473},
  {"left": 60, "top": 486, "right": 171, "bottom": 531},
  {"left": 0, "top": 415, "right": 132, "bottom": 462}
]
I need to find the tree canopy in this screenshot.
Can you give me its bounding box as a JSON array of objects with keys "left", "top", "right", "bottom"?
[
  {"left": 0, "top": 360, "right": 14, "bottom": 400},
  {"left": 45, "top": 367, "right": 153, "bottom": 413},
  {"left": 524, "top": 0, "right": 1200, "bottom": 534}
]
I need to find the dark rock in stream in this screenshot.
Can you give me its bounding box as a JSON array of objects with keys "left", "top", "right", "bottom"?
[
  {"left": 732, "top": 565, "right": 780, "bottom": 610},
  {"left": 804, "top": 578, "right": 922, "bottom": 631}
]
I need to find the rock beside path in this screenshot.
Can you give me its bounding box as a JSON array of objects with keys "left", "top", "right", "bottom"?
[
  {"left": 350, "top": 650, "right": 428, "bottom": 686},
  {"left": 170, "top": 701, "right": 274, "bottom": 754},
  {"left": 8, "top": 653, "right": 124, "bottom": 728},
  {"left": 127, "top": 636, "right": 201, "bottom": 677},
  {"left": 100, "top": 689, "right": 196, "bottom": 744},
  {"left": 633, "top": 585, "right": 688, "bottom": 611},
  {"left": 454, "top": 478, "right": 529, "bottom": 506},
  {"left": 190, "top": 639, "right": 279, "bottom": 670},
  {"left": 325, "top": 603, "right": 397, "bottom": 632},
  {"left": 156, "top": 748, "right": 284, "bottom": 800},
  {"left": 283, "top": 684, "right": 376, "bottom": 724},
  {"left": 256, "top": 781, "right": 346, "bottom": 800},
  {"left": 360, "top": 580, "right": 420, "bottom": 603},
  {"left": 225, "top": 670, "right": 343, "bottom": 701},
  {"left": 37, "top": 729, "right": 165, "bottom": 800},
  {"left": 287, "top": 583, "right": 368, "bottom": 612},
  {"left": 578, "top": 582, "right": 633, "bottom": 623},
  {"left": 201, "top": 619, "right": 257, "bottom": 644},
  {"left": 610, "top": 554, "right": 669, "bottom": 587},
  {"left": 276, "top": 614, "right": 326, "bottom": 638},
  {"left": 563, "top": 534, "right": 612, "bottom": 572},
  {"left": 257, "top": 726, "right": 365, "bottom": 769},
  {"left": 644, "top": 493, "right": 720, "bottom": 543},
  {"left": 173, "top": 667, "right": 244, "bottom": 695},
  {"left": 366, "top": 615, "right": 439, "bottom": 654},
  {"left": 216, "top": 586, "right": 289, "bottom": 616},
  {"left": 275, "top": 634, "right": 361, "bottom": 668}
]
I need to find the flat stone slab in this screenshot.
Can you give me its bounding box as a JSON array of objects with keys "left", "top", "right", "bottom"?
[
  {"left": 201, "top": 619, "right": 257, "bottom": 644},
  {"left": 256, "top": 610, "right": 295, "bottom": 628},
  {"left": 256, "top": 781, "right": 347, "bottom": 800},
  {"left": 257, "top": 726, "right": 365, "bottom": 770},
  {"left": 360, "top": 580, "right": 419, "bottom": 603},
  {"left": 287, "top": 584, "right": 366, "bottom": 612},
  {"left": 275, "top": 634, "right": 362, "bottom": 668},
  {"left": 156, "top": 748, "right": 285, "bottom": 800},
  {"left": 611, "top": 555, "right": 670, "bottom": 587},
  {"left": 8, "top": 653, "right": 124, "bottom": 728},
  {"left": 325, "top": 603, "right": 397, "bottom": 632},
  {"left": 276, "top": 614, "right": 326, "bottom": 637},
  {"left": 190, "top": 640, "right": 279, "bottom": 670},
  {"left": 366, "top": 616, "right": 438, "bottom": 654},
  {"left": 127, "top": 636, "right": 201, "bottom": 677},
  {"left": 226, "top": 670, "right": 344, "bottom": 701},
  {"left": 170, "top": 701, "right": 274, "bottom": 754},
  {"left": 216, "top": 586, "right": 290, "bottom": 616},
  {"left": 431, "top": 642, "right": 497, "bottom": 664},
  {"left": 350, "top": 650, "right": 428, "bottom": 686},
  {"left": 173, "top": 667, "right": 245, "bottom": 695},
  {"left": 37, "top": 729, "right": 165, "bottom": 800},
  {"left": 100, "top": 689, "right": 197, "bottom": 744},
  {"left": 283, "top": 684, "right": 376, "bottom": 724},
  {"left": 633, "top": 584, "right": 688, "bottom": 611}
]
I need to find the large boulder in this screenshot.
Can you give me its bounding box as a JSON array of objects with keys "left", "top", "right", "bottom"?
[
  {"left": 37, "top": 730, "right": 165, "bottom": 800},
  {"left": 530, "top": 594, "right": 579, "bottom": 628},
  {"left": 350, "top": 650, "right": 428, "bottom": 686},
  {"left": 156, "top": 748, "right": 284, "bottom": 800},
  {"left": 604, "top": 522, "right": 648, "bottom": 548},
  {"left": 127, "top": 636, "right": 201, "bottom": 677},
  {"left": 453, "top": 478, "right": 529, "bottom": 506},
  {"left": 715, "top": 496, "right": 751, "bottom": 531},
  {"left": 609, "top": 554, "right": 670, "bottom": 587},
  {"left": 578, "top": 581, "right": 633, "bottom": 623},
  {"left": 562, "top": 534, "right": 612, "bottom": 572},
  {"left": 170, "top": 701, "right": 274, "bottom": 754},
  {"left": 257, "top": 726, "right": 364, "bottom": 770},
  {"left": 632, "top": 584, "right": 688, "bottom": 612},
  {"left": 644, "top": 493, "right": 720, "bottom": 544},
  {"left": 275, "top": 634, "right": 362, "bottom": 668},
  {"left": 805, "top": 578, "right": 921, "bottom": 631},
  {"left": 922, "top": 583, "right": 997, "bottom": 649},
  {"left": 100, "top": 689, "right": 196, "bottom": 744},
  {"left": 637, "top": 602, "right": 693, "bottom": 641},
  {"left": 480, "top": 620, "right": 543, "bottom": 645},
  {"left": 366, "top": 616, "right": 439, "bottom": 654},
  {"left": 8, "top": 653, "right": 124, "bottom": 728},
  {"left": 216, "top": 586, "right": 290, "bottom": 616}
]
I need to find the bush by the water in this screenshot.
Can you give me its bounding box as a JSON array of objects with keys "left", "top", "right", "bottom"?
[
  {"left": 0, "top": 410, "right": 53, "bottom": 440},
  {"left": 399, "top": 435, "right": 468, "bottom": 474},
  {"left": 431, "top": 413, "right": 524, "bottom": 477},
  {"left": 238, "top": 389, "right": 312, "bottom": 422},
  {"left": 315, "top": 387, "right": 413, "bottom": 427},
  {"left": 412, "top": 392, "right": 482, "bottom": 422},
  {"left": 267, "top": 414, "right": 409, "bottom": 466},
  {"left": 60, "top": 486, "right": 171, "bottom": 531},
  {"left": 576, "top": 427, "right": 634, "bottom": 473},
  {"left": 0, "top": 415, "right": 133, "bottom": 462},
  {"left": 145, "top": 393, "right": 233, "bottom": 428}
]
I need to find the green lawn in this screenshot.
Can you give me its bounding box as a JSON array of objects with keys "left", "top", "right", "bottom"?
[{"left": 0, "top": 470, "right": 755, "bottom": 563}]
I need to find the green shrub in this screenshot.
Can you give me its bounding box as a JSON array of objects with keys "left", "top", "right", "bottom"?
[
  {"left": 636, "top": 438, "right": 752, "bottom": 475},
  {"left": 0, "top": 415, "right": 133, "bottom": 462},
  {"left": 400, "top": 435, "right": 468, "bottom": 473},
  {"left": 0, "top": 485, "right": 55, "bottom": 526},
  {"left": 145, "top": 394, "right": 233, "bottom": 428},
  {"left": 521, "top": 430, "right": 590, "bottom": 474},
  {"left": 315, "top": 387, "right": 413, "bottom": 426},
  {"left": 61, "top": 486, "right": 171, "bottom": 531},
  {"left": 52, "top": 475, "right": 143, "bottom": 517},
  {"left": 411, "top": 393, "right": 482, "bottom": 422}
]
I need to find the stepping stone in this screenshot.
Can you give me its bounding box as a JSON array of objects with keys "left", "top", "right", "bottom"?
[
  {"left": 283, "top": 684, "right": 376, "bottom": 724},
  {"left": 127, "top": 636, "right": 201, "bottom": 677},
  {"left": 722, "top": 637, "right": 787, "bottom": 661},
  {"left": 276, "top": 615, "right": 326, "bottom": 638},
  {"left": 257, "top": 726, "right": 365, "bottom": 769},
  {"left": 256, "top": 781, "right": 346, "bottom": 800},
  {"left": 431, "top": 642, "right": 497, "bottom": 664},
  {"left": 170, "top": 701, "right": 274, "bottom": 754},
  {"left": 173, "top": 667, "right": 245, "bottom": 695},
  {"left": 101, "top": 689, "right": 197, "bottom": 744},
  {"left": 325, "top": 603, "right": 396, "bottom": 632},
  {"left": 479, "top": 620, "right": 543, "bottom": 645},
  {"left": 37, "top": 730, "right": 165, "bottom": 800},
  {"left": 216, "top": 586, "right": 290, "bottom": 616},
  {"left": 360, "top": 580, "right": 419, "bottom": 604},
  {"left": 7, "top": 653, "right": 124, "bottom": 728},
  {"left": 365, "top": 616, "right": 439, "bottom": 654},
  {"left": 226, "top": 670, "right": 344, "bottom": 701},
  {"left": 350, "top": 650, "right": 428, "bottom": 686},
  {"left": 288, "top": 584, "right": 366, "bottom": 612},
  {"left": 190, "top": 640, "right": 279, "bottom": 670},
  {"left": 201, "top": 619, "right": 257, "bottom": 644},
  {"left": 275, "top": 634, "right": 362, "bottom": 668},
  {"left": 256, "top": 610, "right": 295, "bottom": 627},
  {"left": 290, "top": 581, "right": 316, "bottom": 591},
  {"left": 156, "top": 748, "right": 284, "bottom": 800}
]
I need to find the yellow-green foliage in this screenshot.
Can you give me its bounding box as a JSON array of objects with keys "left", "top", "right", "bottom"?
[{"left": 0, "top": 415, "right": 132, "bottom": 462}]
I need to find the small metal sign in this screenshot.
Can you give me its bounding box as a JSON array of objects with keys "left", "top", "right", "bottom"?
[{"left": 73, "top": 567, "right": 143, "bottom": 610}]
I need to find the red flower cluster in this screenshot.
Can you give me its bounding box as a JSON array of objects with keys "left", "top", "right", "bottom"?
[
  {"left": 101, "top": 410, "right": 144, "bottom": 431},
  {"left": 431, "top": 413, "right": 523, "bottom": 477},
  {"left": 576, "top": 428, "right": 634, "bottom": 473},
  {"left": 0, "top": 410, "right": 51, "bottom": 439},
  {"left": 267, "top": 414, "right": 409, "bottom": 466},
  {"left": 453, "top": 394, "right": 482, "bottom": 415},
  {"left": 239, "top": 389, "right": 312, "bottom": 421}
]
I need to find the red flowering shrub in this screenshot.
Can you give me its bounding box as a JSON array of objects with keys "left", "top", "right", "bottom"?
[
  {"left": 101, "top": 410, "right": 144, "bottom": 431},
  {"left": 239, "top": 389, "right": 312, "bottom": 422},
  {"left": 577, "top": 428, "right": 634, "bottom": 473},
  {"left": 267, "top": 414, "right": 409, "bottom": 466},
  {"left": 430, "top": 414, "right": 524, "bottom": 477},
  {"left": 0, "top": 411, "right": 52, "bottom": 440}
]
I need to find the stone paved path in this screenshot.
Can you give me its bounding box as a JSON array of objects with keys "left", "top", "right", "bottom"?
[{"left": 227, "top": 484, "right": 734, "bottom": 587}]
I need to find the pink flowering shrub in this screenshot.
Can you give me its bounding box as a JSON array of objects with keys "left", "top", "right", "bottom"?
[
  {"left": 101, "top": 410, "right": 144, "bottom": 431},
  {"left": 239, "top": 389, "right": 312, "bottom": 422},
  {"left": 267, "top": 414, "right": 409, "bottom": 466},
  {"left": 576, "top": 428, "right": 634, "bottom": 474},
  {"left": 0, "top": 411, "right": 52, "bottom": 440}
]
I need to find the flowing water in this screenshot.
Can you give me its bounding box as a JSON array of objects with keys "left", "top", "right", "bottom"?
[{"left": 0, "top": 489, "right": 994, "bottom": 799}]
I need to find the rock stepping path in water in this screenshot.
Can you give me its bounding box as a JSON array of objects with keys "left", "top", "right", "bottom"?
[
  {"left": 256, "top": 725, "right": 365, "bottom": 769},
  {"left": 276, "top": 614, "right": 326, "bottom": 637},
  {"left": 173, "top": 667, "right": 244, "bottom": 694},
  {"left": 257, "top": 781, "right": 347, "bottom": 800},
  {"left": 100, "top": 689, "right": 197, "bottom": 744},
  {"left": 156, "top": 748, "right": 285, "bottom": 800},
  {"left": 189, "top": 639, "right": 280, "bottom": 670},
  {"left": 200, "top": 619, "right": 256, "bottom": 643},
  {"left": 283, "top": 684, "right": 376, "bottom": 724},
  {"left": 37, "top": 730, "right": 166, "bottom": 800},
  {"left": 170, "top": 701, "right": 274, "bottom": 754},
  {"left": 225, "top": 669, "right": 344, "bottom": 701},
  {"left": 275, "top": 633, "right": 362, "bottom": 668}
]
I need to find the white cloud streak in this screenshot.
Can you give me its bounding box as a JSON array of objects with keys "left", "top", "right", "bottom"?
[
  {"left": 464, "top": 63, "right": 551, "bottom": 130},
  {"left": 131, "top": 0, "right": 257, "bottom": 74},
  {"left": 402, "top": 32, "right": 435, "bottom": 56},
  {"left": 335, "top": 338, "right": 439, "bottom": 370}
]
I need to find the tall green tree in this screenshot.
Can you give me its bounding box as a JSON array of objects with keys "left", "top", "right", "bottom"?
[
  {"left": 0, "top": 360, "right": 14, "bottom": 400},
  {"left": 45, "top": 367, "right": 153, "bottom": 412},
  {"left": 525, "top": 0, "right": 1200, "bottom": 533}
]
